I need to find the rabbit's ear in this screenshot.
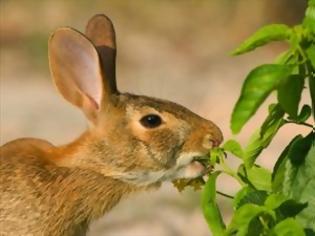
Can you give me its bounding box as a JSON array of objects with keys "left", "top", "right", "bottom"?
[
  {"left": 85, "top": 14, "right": 117, "bottom": 93},
  {"left": 48, "top": 27, "right": 106, "bottom": 122}
]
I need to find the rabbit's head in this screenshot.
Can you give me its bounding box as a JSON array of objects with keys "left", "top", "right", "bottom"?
[{"left": 49, "top": 15, "right": 223, "bottom": 186}]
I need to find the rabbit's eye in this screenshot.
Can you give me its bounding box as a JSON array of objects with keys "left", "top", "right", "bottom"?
[{"left": 140, "top": 114, "right": 162, "bottom": 128}]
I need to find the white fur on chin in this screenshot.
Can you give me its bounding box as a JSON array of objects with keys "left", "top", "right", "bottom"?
[{"left": 114, "top": 152, "right": 206, "bottom": 186}]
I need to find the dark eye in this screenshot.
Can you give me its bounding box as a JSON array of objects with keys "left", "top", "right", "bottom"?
[{"left": 140, "top": 114, "right": 162, "bottom": 128}]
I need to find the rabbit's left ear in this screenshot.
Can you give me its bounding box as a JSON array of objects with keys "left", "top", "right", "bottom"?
[
  {"left": 86, "top": 14, "right": 117, "bottom": 93},
  {"left": 48, "top": 28, "right": 107, "bottom": 122}
]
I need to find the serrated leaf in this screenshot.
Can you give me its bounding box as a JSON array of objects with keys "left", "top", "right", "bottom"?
[
  {"left": 201, "top": 172, "right": 226, "bottom": 236},
  {"left": 223, "top": 139, "right": 244, "bottom": 159},
  {"left": 231, "top": 64, "right": 292, "bottom": 134},
  {"left": 274, "top": 132, "right": 315, "bottom": 230},
  {"left": 226, "top": 204, "right": 274, "bottom": 236},
  {"left": 271, "top": 218, "right": 305, "bottom": 236},
  {"left": 294, "top": 141, "right": 315, "bottom": 230},
  {"left": 278, "top": 75, "right": 305, "bottom": 119},
  {"left": 234, "top": 186, "right": 268, "bottom": 210},
  {"left": 232, "top": 24, "right": 292, "bottom": 56}
]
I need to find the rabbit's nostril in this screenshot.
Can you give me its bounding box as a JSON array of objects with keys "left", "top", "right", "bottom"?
[{"left": 202, "top": 134, "right": 216, "bottom": 149}]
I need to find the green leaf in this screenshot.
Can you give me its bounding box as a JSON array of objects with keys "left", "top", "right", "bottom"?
[
  {"left": 231, "top": 64, "right": 292, "bottom": 134},
  {"left": 275, "top": 200, "right": 308, "bottom": 221},
  {"left": 223, "top": 139, "right": 244, "bottom": 159},
  {"left": 278, "top": 75, "right": 305, "bottom": 119},
  {"left": 294, "top": 141, "right": 315, "bottom": 230},
  {"left": 209, "top": 147, "right": 225, "bottom": 166},
  {"left": 226, "top": 204, "right": 274, "bottom": 236},
  {"left": 233, "top": 186, "right": 251, "bottom": 210},
  {"left": 274, "top": 132, "right": 315, "bottom": 230},
  {"left": 286, "top": 133, "right": 314, "bottom": 166},
  {"left": 244, "top": 116, "right": 284, "bottom": 168},
  {"left": 231, "top": 24, "right": 292, "bottom": 56},
  {"left": 308, "top": 72, "right": 315, "bottom": 120},
  {"left": 271, "top": 218, "right": 305, "bottom": 236},
  {"left": 261, "top": 103, "right": 285, "bottom": 137},
  {"left": 247, "top": 216, "right": 266, "bottom": 236},
  {"left": 249, "top": 166, "right": 272, "bottom": 191},
  {"left": 296, "top": 105, "right": 312, "bottom": 123},
  {"left": 275, "top": 50, "right": 293, "bottom": 65},
  {"left": 264, "top": 193, "right": 287, "bottom": 210},
  {"left": 201, "top": 172, "right": 225, "bottom": 236},
  {"left": 272, "top": 135, "right": 300, "bottom": 192},
  {"left": 234, "top": 186, "right": 268, "bottom": 209},
  {"left": 304, "top": 228, "right": 315, "bottom": 236},
  {"left": 306, "top": 45, "right": 315, "bottom": 69},
  {"left": 302, "top": 44, "right": 315, "bottom": 121},
  {"left": 303, "top": 0, "right": 315, "bottom": 33}
]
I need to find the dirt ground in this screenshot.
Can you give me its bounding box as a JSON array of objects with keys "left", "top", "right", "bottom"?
[{"left": 0, "top": 1, "right": 309, "bottom": 235}]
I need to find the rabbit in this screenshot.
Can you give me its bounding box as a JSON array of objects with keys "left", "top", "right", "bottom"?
[{"left": 0, "top": 14, "right": 223, "bottom": 236}]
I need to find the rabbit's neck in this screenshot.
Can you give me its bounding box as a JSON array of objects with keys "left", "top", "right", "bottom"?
[
  {"left": 44, "top": 136, "right": 141, "bottom": 234},
  {"left": 1, "top": 136, "right": 139, "bottom": 235},
  {"left": 24, "top": 166, "right": 138, "bottom": 236},
  {"left": 50, "top": 131, "right": 140, "bottom": 215},
  {"left": 54, "top": 169, "right": 136, "bottom": 234},
  {"left": 54, "top": 131, "right": 124, "bottom": 177}
]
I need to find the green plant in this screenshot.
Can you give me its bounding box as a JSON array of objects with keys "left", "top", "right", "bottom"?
[{"left": 201, "top": 1, "right": 315, "bottom": 235}]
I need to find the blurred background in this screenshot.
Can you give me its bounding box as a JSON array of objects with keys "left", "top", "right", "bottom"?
[{"left": 0, "top": 0, "right": 310, "bottom": 235}]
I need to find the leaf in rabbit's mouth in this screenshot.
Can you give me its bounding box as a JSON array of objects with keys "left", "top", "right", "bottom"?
[
  {"left": 193, "top": 155, "right": 210, "bottom": 168},
  {"left": 172, "top": 177, "right": 206, "bottom": 192},
  {"left": 172, "top": 155, "right": 212, "bottom": 192}
]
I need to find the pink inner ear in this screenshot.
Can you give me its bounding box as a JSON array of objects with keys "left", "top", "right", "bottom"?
[
  {"left": 65, "top": 36, "right": 103, "bottom": 109},
  {"left": 83, "top": 92, "right": 100, "bottom": 110}
]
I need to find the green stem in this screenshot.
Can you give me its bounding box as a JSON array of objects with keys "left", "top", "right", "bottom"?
[
  {"left": 216, "top": 191, "right": 234, "bottom": 199},
  {"left": 297, "top": 45, "right": 308, "bottom": 64},
  {"left": 219, "top": 155, "right": 244, "bottom": 186},
  {"left": 285, "top": 120, "right": 314, "bottom": 128},
  {"left": 201, "top": 172, "right": 226, "bottom": 236},
  {"left": 258, "top": 216, "right": 270, "bottom": 234}
]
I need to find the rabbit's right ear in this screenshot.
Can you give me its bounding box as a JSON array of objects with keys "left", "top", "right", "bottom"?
[
  {"left": 49, "top": 28, "right": 113, "bottom": 123},
  {"left": 85, "top": 14, "right": 117, "bottom": 93}
]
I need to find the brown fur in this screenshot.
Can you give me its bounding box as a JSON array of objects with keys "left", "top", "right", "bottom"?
[{"left": 0, "top": 14, "right": 223, "bottom": 235}]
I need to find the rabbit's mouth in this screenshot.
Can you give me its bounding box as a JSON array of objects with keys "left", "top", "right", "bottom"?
[
  {"left": 193, "top": 156, "right": 209, "bottom": 168},
  {"left": 162, "top": 152, "right": 210, "bottom": 180},
  {"left": 112, "top": 152, "right": 209, "bottom": 186},
  {"left": 175, "top": 155, "right": 209, "bottom": 179}
]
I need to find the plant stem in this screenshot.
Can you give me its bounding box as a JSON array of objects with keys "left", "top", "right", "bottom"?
[
  {"left": 258, "top": 216, "right": 270, "bottom": 234},
  {"left": 285, "top": 120, "right": 314, "bottom": 128},
  {"left": 219, "top": 155, "right": 244, "bottom": 186},
  {"left": 216, "top": 191, "right": 234, "bottom": 199}
]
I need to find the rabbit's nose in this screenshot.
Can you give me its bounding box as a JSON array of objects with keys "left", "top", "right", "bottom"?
[
  {"left": 202, "top": 127, "right": 223, "bottom": 149},
  {"left": 202, "top": 134, "right": 216, "bottom": 149}
]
